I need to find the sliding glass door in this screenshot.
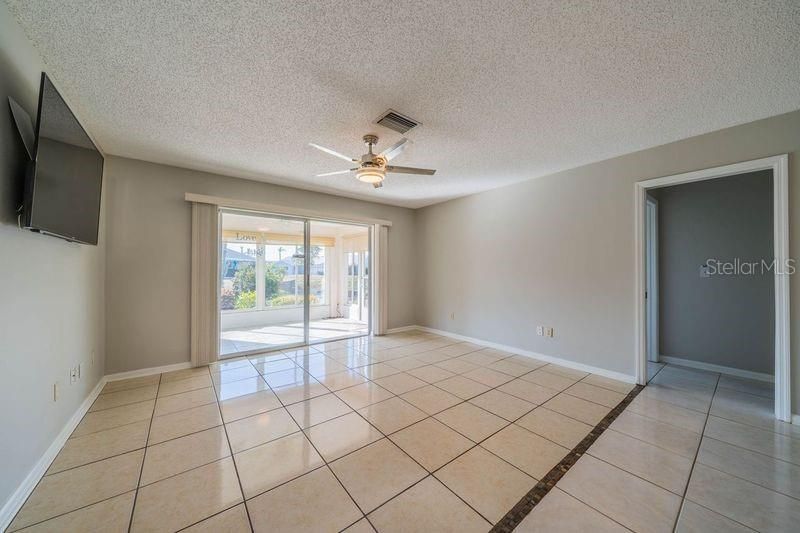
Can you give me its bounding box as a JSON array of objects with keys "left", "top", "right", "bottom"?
[
  {"left": 219, "top": 210, "right": 371, "bottom": 358},
  {"left": 309, "top": 220, "right": 370, "bottom": 344}
]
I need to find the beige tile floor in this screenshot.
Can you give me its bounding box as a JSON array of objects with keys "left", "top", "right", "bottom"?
[
  {"left": 8, "top": 332, "right": 622, "bottom": 532},
  {"left": 8, "top": 332, "right": 797, "bottom": 533},
  {"left": 518, "top": 362, "right": 800, "bottom": 533}
]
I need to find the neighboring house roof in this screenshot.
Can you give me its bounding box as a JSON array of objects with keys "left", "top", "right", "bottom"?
[
  {"left": 223, "top": 248, "right": 256, "bottom": 262},
  {"left": 273, "top": 259, "right": 298, "bottom": 270}
]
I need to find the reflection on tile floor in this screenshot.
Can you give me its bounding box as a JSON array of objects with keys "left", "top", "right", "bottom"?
[
  {"left": 9, "top": 333, "right": 797, "bottom": 533},
  {"left": 220, "top": 318, "right": 368, "bottom": 356}
]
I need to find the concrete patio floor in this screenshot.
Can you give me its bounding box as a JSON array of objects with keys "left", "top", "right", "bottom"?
[{"left": 220, "top": 318, "right": 368, "bottom": 356}]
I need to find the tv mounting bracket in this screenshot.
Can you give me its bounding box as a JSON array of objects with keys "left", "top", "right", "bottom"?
[{"left": 8, "top": 96, "right": 35, "bottom": 160}]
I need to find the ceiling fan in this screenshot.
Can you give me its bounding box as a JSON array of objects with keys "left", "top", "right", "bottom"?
[{"left": 310, "top": 134, "right": 436, "bottom": 188}]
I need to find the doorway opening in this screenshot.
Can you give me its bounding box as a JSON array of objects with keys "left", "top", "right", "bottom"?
[
  {"left": 635, "top": 155, "right": 790, "bottom": 421},
  {"left": 218, "top": 210, "right": 371, "bottom": 357}
]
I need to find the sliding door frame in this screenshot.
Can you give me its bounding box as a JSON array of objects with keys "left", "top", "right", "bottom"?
[
  {"left": 217, "top": 207, "right": 374, "bottom": 359},
  {"left": 218, "top": 208, "right": 310, "bottom": 358},
  {"left": 307, "top": 220, "right": 373, "bottom": 345},
  {"left": 303, "top": 219, "right": 311, "bottom": 348}
]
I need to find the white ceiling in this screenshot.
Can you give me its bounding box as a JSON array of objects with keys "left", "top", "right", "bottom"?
[{"left": 6, "top": 1, "right": 800, "bottom": 208}]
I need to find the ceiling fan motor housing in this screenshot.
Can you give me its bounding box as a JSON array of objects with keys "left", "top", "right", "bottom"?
[
  {"left": 361, "top": 135, "right": 385, "bottom": 165},
  {"left": 360, "top": 156, "right": 385, "bottom": 167}
]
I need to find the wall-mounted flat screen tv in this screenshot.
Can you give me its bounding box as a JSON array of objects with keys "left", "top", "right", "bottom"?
[{"left": 22, "top": 73, "right": 104, "bottom": 245}]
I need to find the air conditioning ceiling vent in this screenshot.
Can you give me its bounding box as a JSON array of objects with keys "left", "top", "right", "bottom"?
[{"left": 375, "top": 109, "right": 419, "bottom": 134}]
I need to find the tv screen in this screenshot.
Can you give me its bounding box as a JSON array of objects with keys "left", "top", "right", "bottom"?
[{"left": 23, "top": 73, "right": 103, "bottom": 245}]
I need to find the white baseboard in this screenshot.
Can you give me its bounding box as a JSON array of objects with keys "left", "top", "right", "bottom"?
[
  {"left": 0, "top": 376, "right": 107, "bottom": 532},
  {"left": 386, "top": 325, "right": 421, "bottom": 334},
  {"left": 105, "top": 361, "right": 192, "bottom": 382},
  {"left": 659, "top": 356, "right": 774, "bottom": 383},
  {"left": 412, "top": 325, "right": 637, "bottom": 384},
  {"left": 1, "top": 360, "right": 195, "bottom": 528}
]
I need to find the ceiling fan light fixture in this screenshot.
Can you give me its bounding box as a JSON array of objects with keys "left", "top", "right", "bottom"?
[
  {"left": 356, "top": 167, "right": 385, "bottom": 184},
  {"left": 311, "top": 134, "right": 435, "bottom": 188}
]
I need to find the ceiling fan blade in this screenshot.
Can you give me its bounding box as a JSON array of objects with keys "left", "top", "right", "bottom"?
[
  {"left": 385, "top": 165, "right": 436, "bottom": 175},
  {"left": 316, "top": 168, "right": 356, "bottom": 177},
  {"left": 380, "top": 138, "right": 411, "bottom": 161},
  {"left": 309, "top": 143, "right": 357, "bottom": 162}
]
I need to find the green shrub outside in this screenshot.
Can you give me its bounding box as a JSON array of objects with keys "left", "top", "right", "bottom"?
[{"left": 235, "top": 290, "right": 256, "bottom": 309}]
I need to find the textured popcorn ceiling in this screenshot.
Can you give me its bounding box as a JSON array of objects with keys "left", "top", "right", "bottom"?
[{"left": 6, "top": 1, "right": 800, "bottom": 208}]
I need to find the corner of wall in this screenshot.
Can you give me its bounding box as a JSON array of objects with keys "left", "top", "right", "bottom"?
[{"left": 0, "top": 6, "right": 109, "bottom": 523}]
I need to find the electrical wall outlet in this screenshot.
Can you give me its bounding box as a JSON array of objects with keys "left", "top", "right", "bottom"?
[
  {"left": 545, "top": 327, "right": 555, "bottom": 338},
  {"left": 450, "top": 312, "right": 455, "bottom": 320},
  {"left": 536, "top": 326, "right": 544, "bottom": 336},
  {"left": 70, "top": 366, "right": 78, "bottom": 383}
]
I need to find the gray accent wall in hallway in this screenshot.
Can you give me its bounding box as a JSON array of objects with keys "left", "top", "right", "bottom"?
[{"left": 654, "top": 171, "right": 774, "bottom": 374}]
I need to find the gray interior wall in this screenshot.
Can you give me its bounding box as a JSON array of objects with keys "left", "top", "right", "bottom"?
[
  {"left": 0, "top": 4, "right": 106, "bottom": 510},
  {"left": 655, "top": 171, "right": 774, "bottom": 374},
  {"left": 415, "top": 109, "right": 800, "bottom": 412},
  {"left": 103, "top": 156, "right": 417, "bottom": 374}
]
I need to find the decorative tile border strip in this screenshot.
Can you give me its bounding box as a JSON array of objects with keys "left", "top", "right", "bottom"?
[{"left": 491, "top": 384, "right": 645, "bottom": 532}]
